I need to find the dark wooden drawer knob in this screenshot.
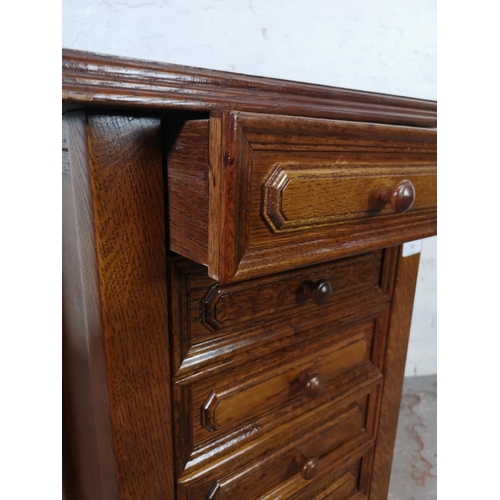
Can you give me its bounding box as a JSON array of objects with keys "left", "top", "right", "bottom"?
[
  {"left": 377, "top": 179, "right": 415, "bottom": 214},
  {"left": 301, "top": 457, "right": 320, "bottom": 480},
  {"left": 301, "top": 373, "right": 324, "bottom": 399},
  {"left": 303, "top": 279, "right": 332, "bottom": 305}
]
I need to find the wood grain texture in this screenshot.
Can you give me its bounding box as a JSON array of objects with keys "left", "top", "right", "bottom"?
[
  {"left": 63, "top": 111, "right": 118, "bottom": 500},
  {"left": 205, "top": 111, "right": 437, "bottom": 281},
  {"left": 185, "top": 325, "right": 372, "bottom": 449},
  {"left": 200, "top": 252, "right": 381, "bottom": 332},
  {"left": 164, "top": 110, "right": 437, "bottom": 281},
  {"left": 264, "top": 167, "right": 434, "bottom": 231},
  {"left": 177, "top": 390, "right": 377, "bottom": 499},
  {"left": 167, "top": 252, "right": 388, "bottom": 377},
  {"left": 165, "top": 119, "right": 209, "bottom": 265},
  {"left": 173, "top": 330, "right": 383, "bottom": 478},
  {"left": 208, "top": 111, "right": 248, "bottom": 283},
  {"left": 62, "top": 54, "right": 437, "bottom": 500},
  {"left": 260, "top": 465, "right": 358, "bottom": 500},
  {"left": 86, "top": 114, "right": 174, "bottom": 499},
  {"left": 62, "top": 49, "right": 436, "bottom": 128},
  {"left": 167, "top": 250, "right": 398, "bottom": 482},
  {"left": 369, "top": 246, "right": 421, "bottom": 499}
]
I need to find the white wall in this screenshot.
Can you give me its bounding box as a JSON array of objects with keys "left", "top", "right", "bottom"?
[
  {"left": 406, "top": 236, "right": 436, "bottom": 376},
  {"left": 63, "top": 0, "right": 437, "bottom": 375}
]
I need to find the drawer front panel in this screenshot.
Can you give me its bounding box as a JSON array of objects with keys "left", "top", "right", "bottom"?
[
  {"left": 200, "top": 331, "right": 367, "bottom": 432},
  {"left": 201, "top": 252, "right": 381, "bottom": 332},
  {"left": 259, "top": 461, "right": 361, "bottom": 500},
  {"left": 264, "top": 161, "right": 436, "bottom": 231},
  {"left": 168, "top": 252, "right": 387, "bottom": 375},
  {"left": 209, "top": 111, "right": 436, "bottom": 281},
  {"left": 177, "top": 391, "right": 377, "bottom": 500},
  {"left": 173, "top": 320, "right": 384, "bottom": 475}
]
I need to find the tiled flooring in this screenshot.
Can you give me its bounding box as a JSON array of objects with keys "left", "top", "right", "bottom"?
[{"left": 388, "top": 375, "right": 437, "bottom": 499}]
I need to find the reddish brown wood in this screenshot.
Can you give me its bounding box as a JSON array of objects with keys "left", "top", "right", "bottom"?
[
  {"left": 62, "top": 50, "right": 436, "bottom": 128},
  {"left": 63, "top": 112, "right": 118, "bottom": 500},
  {"left": 165, "top": 119, "right": 209, "bottom": 265},
  {"left": 261, "top": 466, "right": 358, "bottom": 500},
  {"left": 195, "top": 331, "right": 366, "bottom": 431},
  {"left": 207, "top": 111, "right": 245, "bottom": 283},
  {"left": 168, "top": 252, "right": 388, "bottom": 382},
  {"left": 264, "top": 166, "right": 434, "bottom": 229},
  {"left": 174, "top": 322, "right": 381, "bottom": 476},
  {"left": 301, "top": 373, "right": 325, "bottom": 399},
  {"left": 377, "top": 179, "right": 415, "bottom": 214},
  {"left": 167, "top": 251, "right": 393, "bottom": 485},
  {"left": 304, "top": 279, "right": 333, "bottom": 305},
  {"left": 301, "top": 458, "right": 320, "bottom": 480},
  {"left": 62, "top": 53, "right": 436, "bottom": 500},
  {"left": 169, "top": 110, "right": 437, "bottom": 281},
  {"left": 86, "top": 114, "right": 175, "bottom": 499},
  {"left": 215, "top": 112, "right": 436, "bottom": 282},
  {"left": 369, "top": 247, "right": 421, "bottom": 499},
  {"left": 177, "top": 393, "right": 376, "bottom": 500},
  {"left": 200, "top": 253, "right": 381, "bottom": 334}
]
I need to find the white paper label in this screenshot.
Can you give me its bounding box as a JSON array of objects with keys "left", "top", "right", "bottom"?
[{"left": 402, "top": 239, "right": 422, "bottom": 257}]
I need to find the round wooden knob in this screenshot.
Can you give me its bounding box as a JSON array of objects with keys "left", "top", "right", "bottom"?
[
  {"left": 377, "top": 179, "right": 415, "bottom": 214},
  {"left": 304, "top": 279, "right": 332, "bottom": 305},
  {"left": 303, "top": 373, "right": 324, "bottom": 399},
  {"left": 301, "top": 458, "right": 320, "bottom": 480}
]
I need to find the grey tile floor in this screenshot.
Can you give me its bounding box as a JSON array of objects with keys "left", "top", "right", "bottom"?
[{"left": 388, "top": 375, "right": 437, "bottom": 500}]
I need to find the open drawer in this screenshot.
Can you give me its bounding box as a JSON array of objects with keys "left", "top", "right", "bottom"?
[{"left": 166, "top": 112, "right": 436, "bottom": 282}]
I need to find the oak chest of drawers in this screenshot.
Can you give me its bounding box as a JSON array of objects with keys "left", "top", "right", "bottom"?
[{"left": 62, "top": 50, "right": 437, "bottom": 500}]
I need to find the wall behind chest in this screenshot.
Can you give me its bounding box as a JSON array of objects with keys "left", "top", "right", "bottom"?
[{"left": 62, "top": 0, "right": 437, "bottom": 376}]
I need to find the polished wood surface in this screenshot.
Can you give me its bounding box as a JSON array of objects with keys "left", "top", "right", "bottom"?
[
  {"left": 174, "top": 320, "right": 381, "bottom": 475},
  {"left": 370, "top": 247, "right": 421, "bottom": 500},
  {"left": 62, "top": 50, "right": 436, "bottom": 128},
  {"left": 167, "top": 111, "right": 436, "bottom": 281},
  {"left": 87, "top": 115, "right": 175, "bottom": 499},
  {"left": 64, "top": 112, "right": 176, "bottom": 499},
  {"left": 303, "top": 279, "right": 333, "bottom": 305},
  {"left": 301, "top": 458, "right": 320, "bottom": 480},
  {"left": 166, "top": 119, "right": 209, "bottom": 266},
  {"left": 177, "top": 390, "right": 377, "bottom": 499},
  {"left": 210, "top": 111, "right": 436, "bottom": 282},
  {"left": 167, "top": 252, "right": 386, "bottom": 376},
  {"left": 63, "top": 112, "right": 118, "bottom": 500},
  {"left": 167, "top": 248, "right": 396, "bottom": 492},
  {"left": 301, "top": 373, "right": 325, "bottom": 399},
  {"left": 264, "top": 168, "right": 431, "bottom": 227},
  {"left": 377, "top": 179, "right": 416, "bottom": 214},
  {"left": 62, "top": 50, "right": 437, "bottom": 500}
]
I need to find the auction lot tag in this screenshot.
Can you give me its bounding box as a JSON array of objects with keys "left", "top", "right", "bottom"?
[{"left": 402, "top": 239, "right": 422, "bottom": 257}]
